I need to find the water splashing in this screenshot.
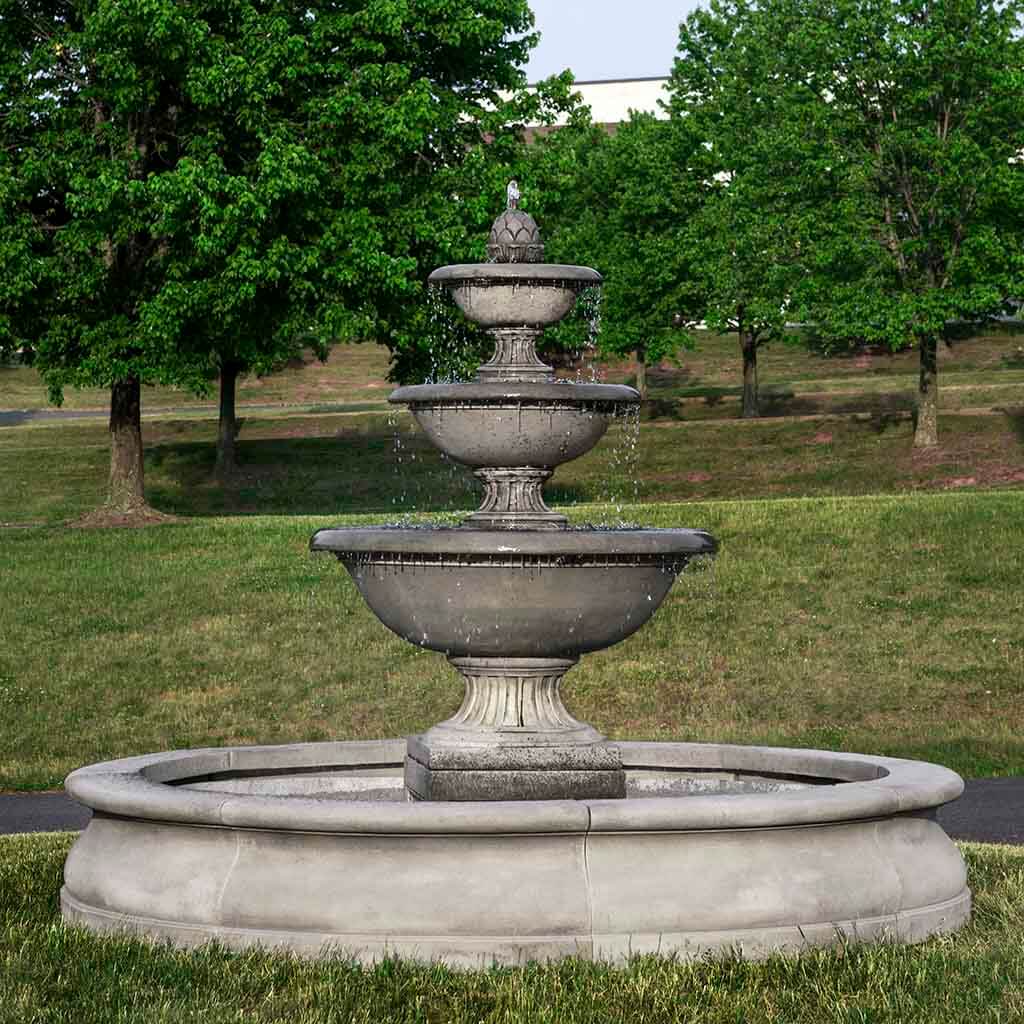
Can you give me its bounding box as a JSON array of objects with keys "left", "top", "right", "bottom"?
[{"left": 592, "top": 402, "right": 642, "bottom": 526}]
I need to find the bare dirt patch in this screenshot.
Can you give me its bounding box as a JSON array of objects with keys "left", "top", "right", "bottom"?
[{"left": 66, "top": 506, "right": 182, "bottom": 529}]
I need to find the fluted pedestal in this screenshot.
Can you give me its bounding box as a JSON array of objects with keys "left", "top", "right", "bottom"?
[
  {"left": 405, "top": 657, "right": 625, "bottom": 801},
  {"left": 463, "top": 468, "right": 567, "bottom": 530},
  {"left": 475, "top": 328, "right": 553, "bottom": 383}
]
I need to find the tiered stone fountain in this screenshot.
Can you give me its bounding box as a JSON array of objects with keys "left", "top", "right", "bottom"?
[{"left": 61, "top": 189, "right": 970, "bottom": 964}]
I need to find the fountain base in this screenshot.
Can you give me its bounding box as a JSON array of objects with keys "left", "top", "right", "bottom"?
[{"left": 405, "top": 656, "right": 626, "bottom": 801}]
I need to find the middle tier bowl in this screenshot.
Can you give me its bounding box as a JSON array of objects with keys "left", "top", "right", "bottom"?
[
  {"left": 310, "top": 527, "right": 717, "bottom": 659},
  {"left": 388, "top": 382, "right": 640, "bottom": 468}
]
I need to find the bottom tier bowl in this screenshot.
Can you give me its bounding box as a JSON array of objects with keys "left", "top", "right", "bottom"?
[{"left": 62, "top": 740, "right": 970, "bottom": 965}]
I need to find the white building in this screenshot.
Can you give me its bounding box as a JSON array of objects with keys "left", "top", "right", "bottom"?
[{"left": 553, "top": 76, "right": 670, "bottom": 129}]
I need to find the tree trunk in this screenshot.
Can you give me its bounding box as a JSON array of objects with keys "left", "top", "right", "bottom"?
[
  {"left": 740, "top": 333, "right": 759, "bottom": 418},
  {"left": 216, "top": 360, "right": 240, "bottom": 474},
  {"left": 914, "top": 334, "right": 939, "bottom": 448},
  {"left": 635, "top": 344, "right": 648, "bottom": 400},
  {"left": 108, "top": 377, "right": 145, "bottom": 510}
]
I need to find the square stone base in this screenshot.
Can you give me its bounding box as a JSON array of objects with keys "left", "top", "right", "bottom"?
[{"left": 405, "top": 735, "right": 626, "bottom": 802}]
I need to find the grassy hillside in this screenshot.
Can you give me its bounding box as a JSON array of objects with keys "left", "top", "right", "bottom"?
[{"left": 2, "top": 493, "right": 1021, "bottom": 790}]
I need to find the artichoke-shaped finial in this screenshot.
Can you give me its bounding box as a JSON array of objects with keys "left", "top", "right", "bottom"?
[{"left": 487, "top": 182, "right": 544, "bottom": 264}]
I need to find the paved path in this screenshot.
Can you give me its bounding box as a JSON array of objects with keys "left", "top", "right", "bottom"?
[{"left": 1, "top": 777, "right": 1021, "bottom": 842}]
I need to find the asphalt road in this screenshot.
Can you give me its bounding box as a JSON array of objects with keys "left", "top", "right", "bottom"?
[{"left": 1, "top": 777, "right": 1021, "bottom": 842}]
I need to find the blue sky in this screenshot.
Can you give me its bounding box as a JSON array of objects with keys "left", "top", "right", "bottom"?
[{"left": 525, "top": 1, "right": 704, "bottom": 82}]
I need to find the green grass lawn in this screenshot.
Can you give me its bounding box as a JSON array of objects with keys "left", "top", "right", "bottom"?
[
  {"left": 2, "top": 334, "right": 1022, "bottom": 1014},
  {"left": 613, "top": 329, "right": 1024, "bottom": 391},
  {"left": 2, "top": 834, "right": 1022, "bottom": 1023},
  {"left": 1, "top": 492, "right": 1021, "bottom": 790},
  {"left": 3, "top": 330, "right": 1022, "bottom": 416},
  {"left": 2, "top": 328, "right": 1021, "bottom": 528},
  {"left": 0, "top": 343, "right": 394, "bottom": 412},
  {"left": 2, "top": 404, "right": 1022, "bottom": 525}
]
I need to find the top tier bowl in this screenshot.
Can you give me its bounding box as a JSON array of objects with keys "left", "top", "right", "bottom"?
[{"left": 429, "top": 264, "right": 602, "bottom": 328}]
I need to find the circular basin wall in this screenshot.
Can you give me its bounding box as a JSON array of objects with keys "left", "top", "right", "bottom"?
[
  {"left": 428, "top": 264, "right": 602, "bottom": 327},
  {"left": 61, "top": 740, "right": 970, "bottom": 966}
]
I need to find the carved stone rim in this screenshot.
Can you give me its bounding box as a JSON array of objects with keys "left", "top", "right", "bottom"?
[
  {"left": 310, "top": 526, "right": 718, "bottom": 559},
  {"left": 389, "top": 382, "right": 639, "bottom": 406},
  {"left": 63, "top": 740, "right": 965, "bottom": 834},
  {"left": 429, "top": 263, "right": 602, "bottom": 287},
  {"left": 332, "top": 551, "right": 691, "bottom": 569}
]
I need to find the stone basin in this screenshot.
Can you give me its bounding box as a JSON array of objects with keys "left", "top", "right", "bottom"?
[
  {"left": 61, "top": 739, "right": 970, "bottom": 965},
  {"left": 388, "top": 382, "right": 639, "bottom": 469},
  {"left": 429, "top": 264, "right": 601, "bottom": 327},
  {"left": 309, "top": 527, "right": 716, "bottom": 658}
]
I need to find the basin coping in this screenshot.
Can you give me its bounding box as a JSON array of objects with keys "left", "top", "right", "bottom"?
[
  {"left": 388, "top": 382, "right": 639, "bottom": 405},
  {"left": 64, "top": 740, "right": 964, "bottom": 836},
  {"left": 309, "top": 527, "right": 718, "bottom": 557},
  {"left": 428, "top": 264, "right": 602, "bottom": 285}
]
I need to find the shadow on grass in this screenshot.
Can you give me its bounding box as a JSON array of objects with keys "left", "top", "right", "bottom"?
[
  {"left": 642, "top": 389, "right": 916, "bottom": 422},
  {"left": 144, "top": 435, "right": 592, "bottom": 517}
]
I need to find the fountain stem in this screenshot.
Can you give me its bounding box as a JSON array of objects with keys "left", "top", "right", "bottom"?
[
  {"left": 464, "top": 468, "right": 567, "bottom": 530},
  {"left": 406, "top": 657, "right": 623, "bottom": 800},
  {"left": 431, "top": 657, "right": 598, "bottom": 743},
  {"left": 475, "top": 327, "right": 554, "bottom": 383}
]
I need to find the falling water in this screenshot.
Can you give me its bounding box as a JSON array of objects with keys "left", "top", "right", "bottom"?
[
  {"left": 576, "top": 287, "right": 604, "bottom": 383},
  {"left": 592, "top": 402, "right": 642, "bottom": 527},
  {"left": 388, "top": 284, "right": 482, "bottom": 516}
]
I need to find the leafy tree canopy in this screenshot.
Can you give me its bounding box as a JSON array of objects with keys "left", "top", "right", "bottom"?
[
  {"left": 671, "top": 0, "right": 1024, "bottom": 439},
  {"left": 527, "top": 113, "right": 700, "bottom": 393},
  {"left": 0, "top": 0, "right": 556, "bottom": 500},
  {"left": 670, "top": 0, "right": 847, "bottom": 415}
]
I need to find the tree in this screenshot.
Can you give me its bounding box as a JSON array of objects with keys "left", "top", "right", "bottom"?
[
  {"left": 532, "top": 112, "right": 701, "bottom": 397},
  {"left": 676, "top": 0, "right": 1024, "bottom": 444},
  {"left": 1, "top": 0, "right": 544, "bottom": 503},
  {"left": 803, "top": 0, "right": 1024, "bottom": 447},
  {"left": 670, "top": 1, "right": 828, "bottom": 418}
]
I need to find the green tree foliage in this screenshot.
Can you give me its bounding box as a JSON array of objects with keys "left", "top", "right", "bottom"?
[
  {"left": 0, "top": 0, "right": 546, "bottom": 501},
  {"left": 530, "top": 113, "right": 700, "bottom": 397},
  {"left": 798, "top": 0, "right": 1024, "bottom": 447},
  {"left": 670, "top": 1, "right": 833, "bottom": 418},
  {"left": 675, "top": 0, "right": 1024, "bottom": 443}
]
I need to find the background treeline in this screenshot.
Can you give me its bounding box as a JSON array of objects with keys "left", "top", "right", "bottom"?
[{"left": 3, "top": 0, "right": 1024, "bottom": 515}]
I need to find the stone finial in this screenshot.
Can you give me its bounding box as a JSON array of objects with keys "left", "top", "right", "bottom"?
[{"left": 487, "top": 186, "right": 544, "bottom": 264}]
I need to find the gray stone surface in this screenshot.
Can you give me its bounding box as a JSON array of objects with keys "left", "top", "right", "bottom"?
[
  {"left": 59, "top": 739, "right": 972, "bottom": 964},
  {"left": 310, "top": 532, "right": 712, "bottom": 660},
  {"left": 8, "top": 768, "right": 1017, "bottom": 839},
  {"left": 407, "top": 736, "right": 621, "bottom": 769},
  {"left": 407, "top": 724, "right": 626, "bottom": 803},
  {"left": 407, "top": 398, "right": 614, "bottom": 470},
  {"left": 405, "top": 758, "right": 626, "bottom": 802},
  {"left": 427, "top": 263, "right": 601, "bottom": 328}
]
